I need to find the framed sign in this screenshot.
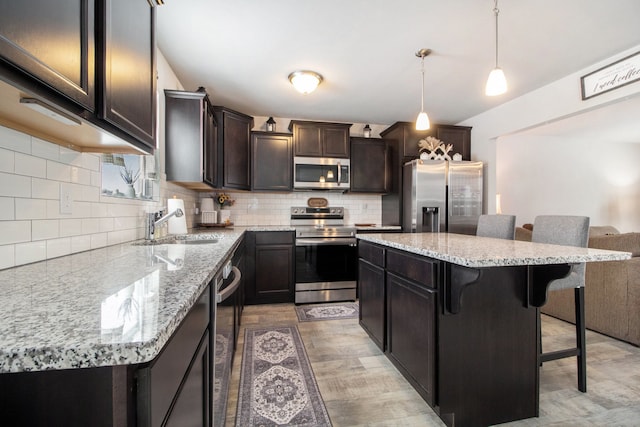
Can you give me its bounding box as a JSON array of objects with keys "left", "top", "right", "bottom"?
[{"left": 581, "top": 50, "right": 640, "bottom": 100}]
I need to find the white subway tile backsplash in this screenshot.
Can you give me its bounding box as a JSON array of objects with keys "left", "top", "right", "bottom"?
[
  {"left": 83, "top": 154, "right": 100, "bottom": 172},
  {"left": 31, "top": 137, "right": 60, "bottom": 161},
  {"left": 0, "top": 172, "right": 31, "bottom": 197},
  {"left": 32, "top": 178, "right": 60, "bottom": 200},
  {"left": 0, "top": 245, "right": 15, "bottom": 269},
  {"left": 0, "top": 126, "right": 177, "bottom": 270},
  {"left": 71, "top": 235, "right": 91, "bottom": 253},
  {"left": 72, "top": 167, "right": 91, "bottom": 185},
  {"left": 59, "top": 146, "right": 83, "bottom": 166},
  {"left": 46, "top": 237, "right": 71, "bottom": 258},
  {"left": 0, "top": 197, "right": 15, "bottom": 220},
  {"left": 14, "top": 153, "right": 46, "bottom": 178},
  {"left": 91, "top": 201, "right": 109, "bottom": 217},
  {"left": 73, "top": 201, "right": 92, "bottom": 218},
  {"left": 90, "top": 233, "right": 108, "bottom": 249},
  {"left": 0, "top": 126, "right": 31, "bottom": 153},
  {"left": 81, "top": 185, "right": 100, "bottom": 202},
  {"left": 15, "top": 198, "right": 47, "bottom": 220},
  {"left": 46, "top": 160, "right": 71, "bottom": 182},
  {"left": 0, "top": 147, "right": 14, "bottom": 172},
  {"left": 32, "top": 219, "right": 59, "bottom": 240},
  {"left": 81, "top": 218, "right": 100, "bottom": 234},
  {"left": 46, "top": 199, "right": 62, "bottom": 219},
  {"left": 59, "top": 219, "right": 83, "bottom": 237},
  {"left": 98, "top": 217, "right": 115, "bottom": 232},
  {"left": 91, "top": 171, "right": 101, "bottom": 187},
  {"left": 15, "top": 241, "right": 46, "bottom": 265}
]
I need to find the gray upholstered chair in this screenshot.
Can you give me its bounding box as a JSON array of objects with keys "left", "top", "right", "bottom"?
[
  {"left": 476, "top": 214, "right": 516, "bottom": 240},
  {"left": 532, "top": 215, "right": 590, "bottom": 392}
]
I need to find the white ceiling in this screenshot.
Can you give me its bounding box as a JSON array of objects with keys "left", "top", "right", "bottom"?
[{"left": 155, "top": 0, "right": 640, "bottom": 127}]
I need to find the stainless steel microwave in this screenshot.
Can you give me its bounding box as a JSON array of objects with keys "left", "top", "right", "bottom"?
[{"left": 293, "top": 156, "right": 350, "bottom": 190}]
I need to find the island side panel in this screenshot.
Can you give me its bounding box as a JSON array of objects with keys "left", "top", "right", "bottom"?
[{"left": 437, "top": 264, "right": 539, "bottom": 427}]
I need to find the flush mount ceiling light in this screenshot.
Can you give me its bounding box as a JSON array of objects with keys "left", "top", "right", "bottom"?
[
  {"left": 415, "top": 48, "right": 431, "bottom": 131},
  {"left": 288, "top": 70, "right": 323, "bottom": 94},
  {"left": 485, "top": 0, "right": 508, "bottom": 96}
]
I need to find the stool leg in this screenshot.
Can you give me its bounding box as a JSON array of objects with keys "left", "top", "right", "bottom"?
[{"left": 575, "top": 287, "right": 587, "bottom": 392}]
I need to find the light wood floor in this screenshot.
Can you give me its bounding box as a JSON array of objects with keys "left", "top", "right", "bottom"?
[{"left": 224, "top": 304, "right": 640, "bottom": 426}]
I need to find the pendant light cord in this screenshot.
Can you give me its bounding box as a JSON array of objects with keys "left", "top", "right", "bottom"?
[
  {"left": 493, "top": 0, "right": 500, "bottom": 68},
  {"left": 420, "top": 55, "right": 425, "bottom": 112}
]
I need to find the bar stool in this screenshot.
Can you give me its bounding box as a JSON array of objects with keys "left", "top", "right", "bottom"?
[
  {"left": 476, "top": 214, "right": 516, "bottom": 240},
  {"left": 532, "top": 215, "right": 590, "bottom": 392}
]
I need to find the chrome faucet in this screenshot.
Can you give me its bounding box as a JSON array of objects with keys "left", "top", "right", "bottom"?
[{"left": 146, "top": 208, "right": 184, "bottom": 240}]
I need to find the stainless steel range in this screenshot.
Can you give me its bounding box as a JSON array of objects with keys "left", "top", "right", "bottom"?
[{"left": 291, "top": 206, "right": 357, "bottom": 304}]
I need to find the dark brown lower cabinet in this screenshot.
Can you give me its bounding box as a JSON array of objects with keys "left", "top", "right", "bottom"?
[
  {"left": 163, "top": 331, "right": 209, "bottom": 427},
  {"left": 386, "top": 271, "right": 436, "bottom": 406},
  {"left": 0, "top": 285, "right": 212, "bottom": 427},
  {"left": 245, "top": 231, "right": 295, "bottom": 304},
  {"left": 358, "top": 241, "right": 387, "bottom": 350},
  {"left": 358, "top": 241, "right": 541, "bottom": 427}
]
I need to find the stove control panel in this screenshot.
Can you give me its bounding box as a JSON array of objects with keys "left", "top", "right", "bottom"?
[{"left": 290, "top": 207, "right": 344, "bottom": 217}]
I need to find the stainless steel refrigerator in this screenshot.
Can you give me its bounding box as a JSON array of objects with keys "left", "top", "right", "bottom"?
[{"left": 403, "top": 159, "right": 483, "bottom": 235}]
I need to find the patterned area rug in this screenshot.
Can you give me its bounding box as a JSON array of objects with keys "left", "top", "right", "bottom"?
[
  {"left": 236, "top": 326, "right": 332, "bottom": 426},
  {"left": 295, "top": 302, "right": 359, "bottom": 322}
]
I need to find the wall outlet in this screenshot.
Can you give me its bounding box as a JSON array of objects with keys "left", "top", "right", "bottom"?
[{"left": 60, "top": 183, "right": 73, "bottom": 214}]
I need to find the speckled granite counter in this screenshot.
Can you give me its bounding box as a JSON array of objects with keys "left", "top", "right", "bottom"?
[
  {"left": 0, "top": 226, "right": 290, "bottom": 374},
  {"left": 357, "top": 232, "right": 631, "bottom": 268}
]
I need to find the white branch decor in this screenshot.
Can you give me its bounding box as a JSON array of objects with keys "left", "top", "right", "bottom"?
[{"left": 418, "top": 136, "right": 453, "bottom": 160}]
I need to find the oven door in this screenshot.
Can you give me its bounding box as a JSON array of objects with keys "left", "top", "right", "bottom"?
[{"left": 295, "top": 238, "right": 357, "bottom": 303}]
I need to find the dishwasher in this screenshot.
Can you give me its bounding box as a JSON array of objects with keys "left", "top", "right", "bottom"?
[{"left": 212, "top": 255, "right": 242, "bottom": 427}]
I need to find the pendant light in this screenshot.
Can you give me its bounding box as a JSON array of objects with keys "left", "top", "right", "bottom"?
[
  {"left": 415, "top": 48, "right": 431, "bottom": 131},
  {"left": 485, "top": 0, "right": 507, "bottom": 96}
]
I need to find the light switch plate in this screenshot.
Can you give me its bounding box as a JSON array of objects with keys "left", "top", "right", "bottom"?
[{"left": 60, "top": 183, "right": 73, "bottom": 214}]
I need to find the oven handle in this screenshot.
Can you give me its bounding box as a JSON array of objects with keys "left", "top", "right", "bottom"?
[
  {"left": 295, "top": 238, "right": 357, "bottom": 247},
  {"left": 216, "top": 266, "right": 241, "bottom": 303}
]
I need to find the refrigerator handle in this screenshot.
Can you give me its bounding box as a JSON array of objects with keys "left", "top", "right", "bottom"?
[{"left": 422, "top": 207, "right": 440, "bottom": 232}]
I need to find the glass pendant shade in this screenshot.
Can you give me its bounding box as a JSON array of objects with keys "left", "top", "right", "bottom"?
[
  {"left": 485, "top": 67, "right": 507, "bottom": 96},
  {"left": 416, "top": 111, "right": 430, "bottom": 131},
  {"left": 288, "top": 71, "right": 323, "bottom": 94}
]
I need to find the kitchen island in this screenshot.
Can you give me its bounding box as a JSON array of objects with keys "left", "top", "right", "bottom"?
[
  {"left": 356, "top": 232, "right": 630, "bottom": 427},
  {"left": 0, "top": 228, "right": 254, "bottom": 426}
]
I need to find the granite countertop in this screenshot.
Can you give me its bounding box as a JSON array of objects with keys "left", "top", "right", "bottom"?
[
  {"left": 357, "top": 232, "right": 631, "bottom": 268},
  {"left": 0, "top": 227, "right": 295, "bottom": 374}
]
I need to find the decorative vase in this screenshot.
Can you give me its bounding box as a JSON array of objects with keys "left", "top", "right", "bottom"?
[
  {"left": 125, "top": 184, "right": 135, "bottom": 198},
  {"left": 219, "top": 209, "right": 231, "bottom": 224}
]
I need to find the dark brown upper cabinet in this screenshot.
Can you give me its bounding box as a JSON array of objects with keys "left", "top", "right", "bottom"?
[
  {"left": 380, "top": 122, "right": 471, "bottom": 161},
  {"left": 0, "top": 0, "right": 156, "bottom": 154},
  {"left": 289, "top": 120, "right": 352, "bottom": 158},
  {"left": 251, "top": 131, "right": 293, "bottom": 192},
  {"left": 0, "top": 0, "right": 96, "bottom": 111},
  {"left": 165, "top": 89, "right": 218, "bottom": 191},
  {"left": 97, "top": 0, "right": 156, "bottom": 151},
  {"left": 350, "top": 137, "right": 391, "bottom": 193},
  {"left": 213, "top": 106, "right": 254, "bottom": 190}
]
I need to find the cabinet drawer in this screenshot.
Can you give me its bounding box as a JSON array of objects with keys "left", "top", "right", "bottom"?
[
  {"left": 386, "top": 249, "right": 438, "bottom": 289},
  {"left": 255, "top": 231, "right": 294, "bottom": 245},
  {"left": 359, "top": 241, "right": 385, "bottom": 267}
]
